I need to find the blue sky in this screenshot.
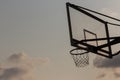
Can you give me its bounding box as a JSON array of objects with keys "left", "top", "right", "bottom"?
[{"left": 0, "top": 0, "right": 120, "bottom": 80}]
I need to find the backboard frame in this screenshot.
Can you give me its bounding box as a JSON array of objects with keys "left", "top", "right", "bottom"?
[{"left": 66, "top": 2, "right": 120, "bottom": 58}]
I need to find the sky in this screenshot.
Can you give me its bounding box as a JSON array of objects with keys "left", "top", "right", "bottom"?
[{"left": 0, "top": 0, "right": 120, "bottom": 80}]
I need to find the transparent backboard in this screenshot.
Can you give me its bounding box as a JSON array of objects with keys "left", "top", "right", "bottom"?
[{"left": 66, "top": 3, "right": 113, "bottom": 58}]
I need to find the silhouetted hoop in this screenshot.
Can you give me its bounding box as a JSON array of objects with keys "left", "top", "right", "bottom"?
[{"left": 70, "top": 48, "right": 89, "bottom": 67}]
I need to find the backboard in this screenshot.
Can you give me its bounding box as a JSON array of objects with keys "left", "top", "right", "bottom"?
[{"left": 66, "top": 2, "right": 120, "bottom": 59}]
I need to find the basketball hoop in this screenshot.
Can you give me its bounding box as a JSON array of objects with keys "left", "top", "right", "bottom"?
[{"left": 70, "top": 48, "right": 89, "bottom": 67}]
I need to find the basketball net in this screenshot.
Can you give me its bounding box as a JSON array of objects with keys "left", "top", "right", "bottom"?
[{"left": 70, "top": 48, "right": 89, "bottom": 67}]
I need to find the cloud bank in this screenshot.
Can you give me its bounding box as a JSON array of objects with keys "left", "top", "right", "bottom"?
[
  {"left": 93, "top": 54, "right": 120, "bottom": 68},
  {"left": 0, "top": 52, "right": 49, "bottom": 80},
  {"left": 94, "top": 54, "right": 120, "bottom": 79}
]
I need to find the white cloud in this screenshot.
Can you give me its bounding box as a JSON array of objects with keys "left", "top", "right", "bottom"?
[
  {"left": 114, "top": 72, "right": 120, "bottom": 78},
  {"left": 96, "top": 73, "right": 106, "bottom": 79},
  {"left": 8, "top": 52, "right": 27, "bottom": 63},
  {"left": 0, "top": 52, "right": 49, "bottom": 80}
]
